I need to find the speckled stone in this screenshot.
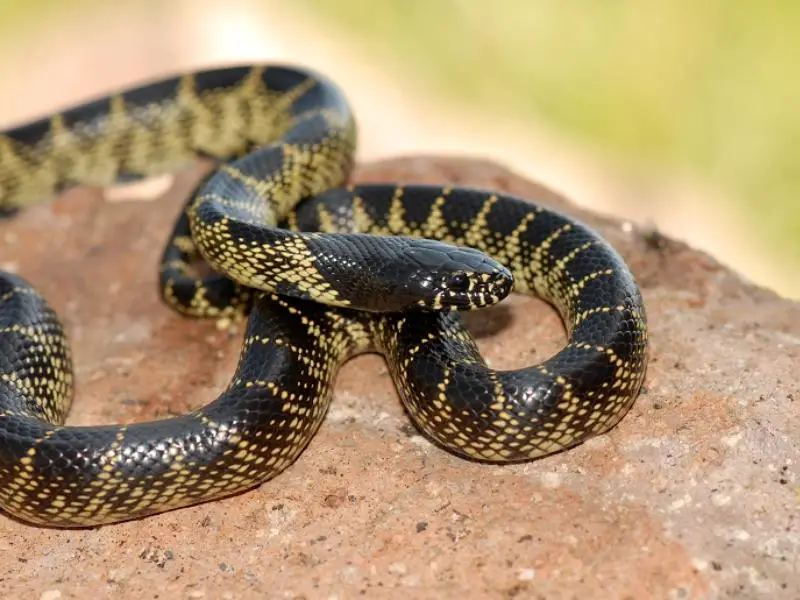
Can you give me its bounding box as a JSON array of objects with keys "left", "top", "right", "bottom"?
[{"left": 0, "top": 157, "right": 797, "bottom": 599}]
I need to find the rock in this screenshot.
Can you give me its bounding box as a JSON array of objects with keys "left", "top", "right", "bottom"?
[{"left": 0, "top": 157, "right": 797, "bottom": 599}]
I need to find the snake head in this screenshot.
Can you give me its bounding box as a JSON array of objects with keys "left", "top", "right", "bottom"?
[{"left": 371, "top": 239, "right": 513, "bottom": 312}]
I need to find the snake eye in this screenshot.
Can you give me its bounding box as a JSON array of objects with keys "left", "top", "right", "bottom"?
[{"left": 447, "top": 272, "right": 470, "bottom": 293}]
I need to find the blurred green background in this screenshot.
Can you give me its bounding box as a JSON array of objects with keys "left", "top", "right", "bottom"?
[
  {"left": 298, "top": 0, "right": 799, "bottom": 294},
  {"left": 1, "top": 0, "right": 797, "bottom": 298}
]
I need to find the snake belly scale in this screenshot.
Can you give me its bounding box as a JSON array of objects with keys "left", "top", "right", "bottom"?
[{"left": 0, "top": 64, "right": 648, "bottom": 527}]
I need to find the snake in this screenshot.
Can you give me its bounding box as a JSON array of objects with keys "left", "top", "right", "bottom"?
[{"left": 0, "top": 64, "right": 648, "bottom": 528}]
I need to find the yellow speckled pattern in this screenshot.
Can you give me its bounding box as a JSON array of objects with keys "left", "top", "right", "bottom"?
[{"left": 0, "top": 64, "right": 647, "bottom": 528}]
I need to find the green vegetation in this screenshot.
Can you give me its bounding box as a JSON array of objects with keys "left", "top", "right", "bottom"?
[
  {"left": 299, "top": 0, "right": 800, "bottom": 282},
  {"left": 0, "top": 1, "right": 796, "bottom": 290},
  {"left": 0, "top": 1, "right": 86, "bottom": 38}
]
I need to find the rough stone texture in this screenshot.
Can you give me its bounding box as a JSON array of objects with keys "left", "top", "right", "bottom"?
[{"left": 0, "top": 156, "right": 797, "bottom": 600}]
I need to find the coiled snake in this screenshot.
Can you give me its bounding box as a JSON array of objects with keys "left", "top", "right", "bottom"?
[{"left": 0, "top": 65, "right": 648, "bottom": 527}]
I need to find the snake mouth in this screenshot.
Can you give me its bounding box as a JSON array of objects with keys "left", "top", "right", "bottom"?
[{"left": 419, "top": 266, "right": 514, "bottom": 311}]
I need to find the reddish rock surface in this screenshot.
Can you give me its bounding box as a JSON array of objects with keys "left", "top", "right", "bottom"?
[{"left": 0, "top": 157, "right": 797, "bottom": 599}]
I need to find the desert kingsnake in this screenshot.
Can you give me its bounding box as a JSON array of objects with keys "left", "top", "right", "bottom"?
[{"left": 0, "top": 65, "right": 648, "bottom": 527}]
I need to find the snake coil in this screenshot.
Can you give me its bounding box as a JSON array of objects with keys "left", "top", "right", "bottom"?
[{"left": 0, "top": 65, "right": 647, "bottom": 527}]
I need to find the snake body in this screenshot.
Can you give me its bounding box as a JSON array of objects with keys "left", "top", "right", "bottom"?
[{"left": 0, "top": 65, "right": 648, "bottom": 527}]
